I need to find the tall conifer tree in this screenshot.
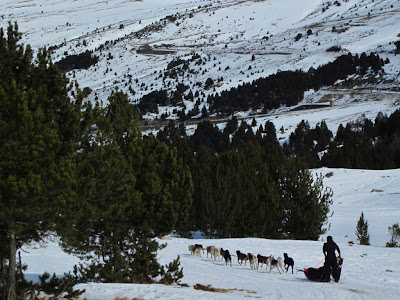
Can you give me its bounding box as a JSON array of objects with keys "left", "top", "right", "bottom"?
[
  {"left": 278, "top": 158, "right": 332, "bottom": 240},
  {"left": 356, "top": 212, "right": 370, "bottom": 245},
  {"left": 58, "top": 91, "right": 192, "bottom": 283},
  {"left": 0, "top": 23, "right": 82, "bottom": 299}
]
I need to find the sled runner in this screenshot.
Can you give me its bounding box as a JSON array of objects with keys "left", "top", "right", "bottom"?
[{"left": 302, "top": 257, "right": 343, "bottom": 282}]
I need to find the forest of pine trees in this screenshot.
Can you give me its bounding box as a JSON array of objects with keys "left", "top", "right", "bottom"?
[
  {"left": 156, "top": 118, "right": 333, "bottom": 239},
  {"left": 155, "top": 108, "right": 400, "bottom": 238},
  {"left": 284, "top": 111, "right": 400, "bottom": 169},
  {"left": 55, "top": 50, "right": 99, "bottom": 72}
]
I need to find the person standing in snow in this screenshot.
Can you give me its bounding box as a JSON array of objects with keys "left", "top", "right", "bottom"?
[{"left": 323, "top": 236, "right": 341, "bottom": 282}]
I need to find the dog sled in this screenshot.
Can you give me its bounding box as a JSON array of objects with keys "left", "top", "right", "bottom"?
[{"left": 301, "top": 257, "right": 343, "bottom": 282}]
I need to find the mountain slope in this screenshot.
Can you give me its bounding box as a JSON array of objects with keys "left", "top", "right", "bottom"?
[{"left": 2, "top": 0, "right": 399, "bottom": 128}]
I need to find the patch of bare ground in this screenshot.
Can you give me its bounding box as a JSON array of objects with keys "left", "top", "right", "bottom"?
[
  {"left": 114, "top": 298, "right": 144, "bottom": 300},
  {"left": 193, "top": 284, "right": 257, "bottom": 295},
  {"left": 194, "top": 284, "right": 229, "bottom": 293}
]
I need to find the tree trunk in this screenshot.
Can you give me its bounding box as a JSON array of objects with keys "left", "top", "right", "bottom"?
[
  {"left": 7, "top": 229, "right": 16, "bottom": 300},
  {"left": 18, "top": 251, "right": 24, "bottom": 281},
  {"left": 1, "top": 258, "right": 7, "bottom": 299}
]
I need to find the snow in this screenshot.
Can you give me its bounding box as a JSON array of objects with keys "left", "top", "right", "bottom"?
[
  {"left": 316, "top": 168, "right": 400, "bottom": 247},
  {"left": 21, "top": 168, "right": 400, "bottom": 299}
]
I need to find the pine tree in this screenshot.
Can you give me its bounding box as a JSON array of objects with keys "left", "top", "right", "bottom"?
[
  {"left": 0, "top": 23, "right": 83, "bottom": 300},
  {"left": 57, "top": 91, "right": 192, "bottom": 283},
  {"left": 386, "top": 223, "right": 400, "bottom": 247},
  {"left": 201, "top": 105, "right": 209, "bottom": 118},
  {"left": 395, "top": 41, "right": 400, "bottom": 53},
  {"left": 189, "top": 146, "right": 216, "bottom": 232},
  {"left": 278, "top": 158, "right": 333, "bottom": 240},
  {"left": 355, "top": 212, "right": 370, "bottom": 245},
  {"left": 224, "top": 116, "right": 239, "bottom": 135},
  {"left": 159, "top": 256, "right": 184, "bottom": 285}
]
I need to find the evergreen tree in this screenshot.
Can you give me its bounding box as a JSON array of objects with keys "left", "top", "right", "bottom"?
[
  {"left": 236, "top": 143, "right": 282, "bottom": 238},
  {"left": 57, "top": 91, "right": 192, "bottom": 283},
  {"left": 355, "top": 212, "right": 370, "bottom": 245},
  {"left": 201, "top": 105, "right": 209, "bottom": 118},
  {"left": 278, "top": 158, "right": 333, "bottom": 240},
  {"left": 386, "top": 223, "right": 400, "bottom": 247},
  {"left": 190, "top": 120, "right": 228, "bottom": 153},
  {"left": 189, "top": 146, "right": 216, "bottom": 233},
  {"left": 395, "top": 41, "right": 400, "bottom": 53},
  {"left": 224, "top": 116, "right": 239, "bottom": 135},
  {"left": 0, "top": 23, "right": 83, "bottom": 300},
  {"left": 314, "top": 120, "right": 333, "bottom": 152}
]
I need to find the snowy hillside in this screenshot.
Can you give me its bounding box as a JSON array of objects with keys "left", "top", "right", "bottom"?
[
  {"left": 2, "top": 0, "right": 400, "bottom": 136},
  {"left": 21, "top": 168, "right": 400, "bottom": 299},
  {"left": 316, "top": 168, "right": 400, "bottom": 246}
]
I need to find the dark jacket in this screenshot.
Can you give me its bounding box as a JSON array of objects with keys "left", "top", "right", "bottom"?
[{"left": 323, "top": 241, "right": 340, "bottom": 258}]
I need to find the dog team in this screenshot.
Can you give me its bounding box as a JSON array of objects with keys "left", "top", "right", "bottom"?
[{"left": 188, "top": 244, "right": 294, "bottom": 274}]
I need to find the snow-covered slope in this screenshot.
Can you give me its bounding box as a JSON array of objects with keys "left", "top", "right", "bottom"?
[
  {"left": 316, "top": 168, "right": 400, "bottom": 247},
  {"left": 2, "top": 0, "right": 400, "bottom": 130},
  {"left": 22, "top": 168, "right": 400, "bottom": 299}
]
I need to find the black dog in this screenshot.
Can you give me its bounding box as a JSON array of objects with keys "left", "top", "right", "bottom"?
[
  {"left": 283, "top": 253, "right": 294, "bottom": 274},
  {"left": 236, "top": 250, "right": 248, "bottom": 265},
  {"left": 220, "top": 248, "right": 232, "bottom": 266}
]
